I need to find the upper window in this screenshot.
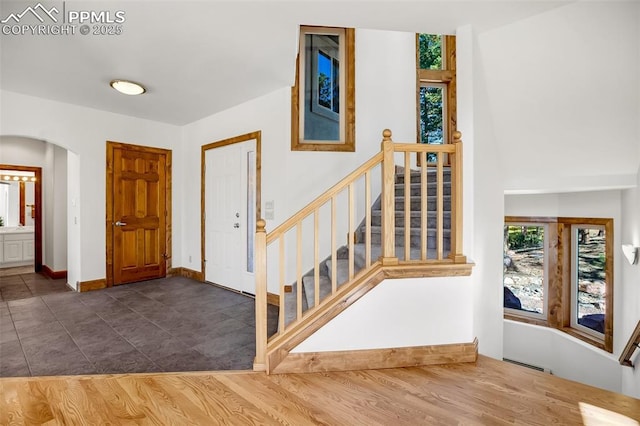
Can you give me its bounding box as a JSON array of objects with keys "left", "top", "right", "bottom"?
[
  {"left": 503, "top": 216, "right": 614, "bottom": 353},
  {"left": 416, "top": 34, "right": 456, "bottom": 161},
  {"left": 292, "top": 26, "right": 355, "bottom": 152}
]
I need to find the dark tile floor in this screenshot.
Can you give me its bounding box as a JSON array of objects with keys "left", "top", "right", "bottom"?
[
  {"left": 0, "top": 273, "right": 278, "bottom": 377},
  {"left": 0, "top": 269, "right": 69, "bottom": 301}
]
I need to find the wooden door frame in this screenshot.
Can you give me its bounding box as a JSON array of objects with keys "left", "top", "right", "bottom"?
[
  {"left": 106, "top": 141, "right": 172, "bottom": 287},
  {"left": 201, "top": 131, "right": 261, "bottom": 281},
  {"left": 0, "top": 164, "right": 42, "bottom": 272}
]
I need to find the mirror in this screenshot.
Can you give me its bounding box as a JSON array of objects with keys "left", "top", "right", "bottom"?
[{"left": 0, "top": 171, "right": 36, "bottom": 227}]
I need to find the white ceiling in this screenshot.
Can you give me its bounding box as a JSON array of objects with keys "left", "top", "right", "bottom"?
[{"left": 0, "top": 1, "right": 571, "bottom": 125}]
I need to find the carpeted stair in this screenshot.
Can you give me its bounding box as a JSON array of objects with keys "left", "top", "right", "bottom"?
[{"left": 282, "top": 167, "right": 452, "bottom": 327}]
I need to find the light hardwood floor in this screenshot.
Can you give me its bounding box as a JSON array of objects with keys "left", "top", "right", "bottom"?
[{"left": 1, "top": 355, "right": 638, "bottom": 425}]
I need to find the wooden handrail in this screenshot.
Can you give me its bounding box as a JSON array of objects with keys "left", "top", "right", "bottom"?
[
  {"left": 619, "top": 320, "right": 640, "bottom": 367},
  {"left": 266, "top": 152, "right": 383, "bottom": 244},
  {"left": 256, "top": 128, "right": 468, "bottom": 372},
  {"left": 392, "top": 142, "right": 457, "bottom": 153}
]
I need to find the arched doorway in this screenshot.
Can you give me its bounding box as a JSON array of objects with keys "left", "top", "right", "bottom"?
[
  {"left": 0, "top": 164, "right": 43, "bottom": 272},
  {"left": 0, "top": 136, "right": 71, "bottom": 280}
]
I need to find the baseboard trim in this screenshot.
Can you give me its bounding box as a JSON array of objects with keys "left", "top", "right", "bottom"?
[
  {"left": 168, "top": 267, "right": 204, "bottom": 281},
  {"left": 78, "top": 278, "right": 107, "bottom": 292},
  {"left": 42, "top": 265, "right": 67, "bottom": 280},
  {"left": 271, "top": 338, "right": 478, "bottom": 374}
]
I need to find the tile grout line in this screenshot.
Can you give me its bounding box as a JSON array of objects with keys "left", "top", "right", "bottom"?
[
  {"left": 105, "top": 287, "right": 215, "bottom": 359},
  {"left": 115, "top": 284, "right": 257, "bottom": 366},
  {"left": 82, "top": 289, "right": 166, "bottom": 372},
  {"left": 20, "top": 273, "right": 37, "bottom": 299},
  {"left": 40, "top": 295, "right": 98, "bottom": 375},
  {"left": 6, "top": 294, "right": 36, "bottom": 377}
]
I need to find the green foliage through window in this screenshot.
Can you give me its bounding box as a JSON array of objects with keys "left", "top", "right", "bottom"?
[
  {"left": 418, "top": 34, "right": 442, "bottom": 70},
  {"left": 419, "top": 86, "right": 444, "bottom": 145},
  {"left": 505, "top": 225, "right": 544, "bottom": 250},
  {"left": 418, "top": 34, "right": 445, "bottom": 161}
]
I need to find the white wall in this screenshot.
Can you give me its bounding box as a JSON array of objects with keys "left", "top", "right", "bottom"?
[
  {"left": 67, "top": 151, "right": 81, "bottom": 290},
  {"left": 504, "top": 320, "right": 622, "bottom": 393},
  {"left": 479, "top": 1, "right": 639, "bottom": 194},
  {"left": 466, "top": 26, "right": 506, "bottom": 360},
  {"left": 180, "top": 29, "right": 417, "bottom": 281},
  {"left": 0, "top": 136, "right": 47, "bottom": 165},
  {"left": 620, "top": 168, "right": 640, "bottom": 398},
  {"left": 47, "top": 144, "right": 67, "bottom": 271},
  {"left": 44, "top": 143, "right": 54, "bottom": 268},
  {"left": 293, "top": 277, "right": 474, "bottom": 352},
  {"left": 1, "top": 91, "right": 181, "bottom": 287}
]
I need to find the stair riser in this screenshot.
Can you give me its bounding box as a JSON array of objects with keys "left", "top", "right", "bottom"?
[
  {"left": 395, "top": 184, "right": 451, "bottom": 197},
  {"left": 370, "top": 214, "right": 451, "bottom": 228},
  {"left": 367, "top": 232, "right": 451, "bottom": 250},
  {"left": 394, "top": 199, "right": 451, "bottom": 211},
  {"left": 396, "top": 172, "right": 451, "bottom": 185}
]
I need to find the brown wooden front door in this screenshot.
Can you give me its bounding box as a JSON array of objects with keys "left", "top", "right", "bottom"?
[{"left": 107, "top": 142, "right": 171, "bottom": 286}]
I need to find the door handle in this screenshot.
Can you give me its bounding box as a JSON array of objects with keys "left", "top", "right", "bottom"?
[
  {"left": 233, "top": 223, "right": 240, "bottom": 228},
  {"left": 115, "top": 221, "right": 127, "bottom": 227}
]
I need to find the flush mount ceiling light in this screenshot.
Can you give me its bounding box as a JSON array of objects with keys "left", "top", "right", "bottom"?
[{"left": 110, "top": 79, "right": 146, "bottom": 96}]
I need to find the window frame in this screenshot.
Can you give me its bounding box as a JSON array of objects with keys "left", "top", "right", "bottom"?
[
  {"left": 569, "top": 223, "right": 607, "bottom": 339},
  {"left": 291, "top": 26, "right": 355, "bottom": 152},
  {"left": 503, "top": 222, "right": 549, "bottom": 322},
  {"left": 415, "top": 34, "right": 456, "bottom": 155},
  {"left": 311, "top": 42, "right": 340, "bottom": 120},
  {"left": 504, "top": 216, "right": 614, "bottom": 353},
  {"left": 418, "top": 82, "right": 448, "bottom": 145}
]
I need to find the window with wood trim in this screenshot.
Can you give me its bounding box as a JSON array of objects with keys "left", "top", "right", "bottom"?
[
  {"left": 416, "top": 34, "right": 456, "bottom": 161},
  {"left": 504, "top": 216, "right": 614, "bottom": 353},
  {"left": 503, "top": 223, "right": 549, "bottom": 320},
  {"left": 291, "top": 26, "right": 355, "bottom": 152}
]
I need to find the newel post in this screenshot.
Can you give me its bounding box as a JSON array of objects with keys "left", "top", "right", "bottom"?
[
  {"left": 449, "top": 131, "right": 467, "bottom": 264},
  {"left": 380, "top": 129, "right": 398, "bottom": 265},
  {"left": 254, "top": 219, "right": 267, "bottom": 371}
]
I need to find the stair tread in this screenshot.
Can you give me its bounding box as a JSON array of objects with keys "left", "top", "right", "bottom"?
[
  {"left": 396, "top": 168, "right": 451, "bottom": 174},
  {"left": 368, "top": 225, "right": 451, "bottom": 233},
  {"left": 284, "top": 167, "right": 454, "bottom": 327},
  {"left": 394, "top": 194, "right": 452, "bottom": 199},
  {"left": 353, "top": 243, "right": 450, "bottom": 261},
  {"left": 395, "top": 181, "right": 450, "bottom": 187},
  {"left": 371, "top": 210, "right": 451, "bottom": 217}
]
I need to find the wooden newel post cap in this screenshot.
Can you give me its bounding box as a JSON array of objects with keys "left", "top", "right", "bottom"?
[
  {"left": 453, "top": 130, "right": 462, "bottom": 143},
  {"left": 256, "top": 219, "right": 266, "bottom": 232},
  {"left": 382, "top": 129, "right": 392, "bottom": 141}
]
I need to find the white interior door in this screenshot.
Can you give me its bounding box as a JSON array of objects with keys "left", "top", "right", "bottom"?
[{"left": 205, "top": 140, "right": 256, "bottom": 294}]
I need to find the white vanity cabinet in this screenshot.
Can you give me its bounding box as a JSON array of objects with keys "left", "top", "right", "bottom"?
[{"left": 0, "top": 228, "right": 35, "bottom": 267}]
